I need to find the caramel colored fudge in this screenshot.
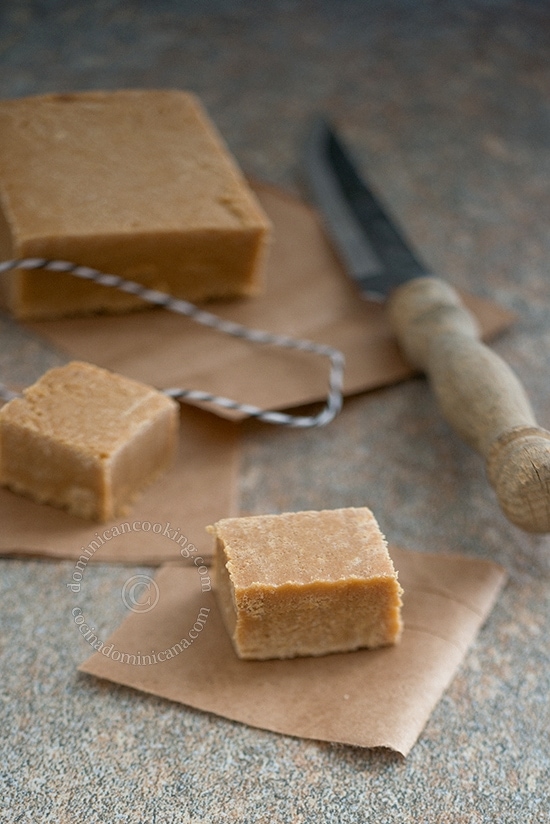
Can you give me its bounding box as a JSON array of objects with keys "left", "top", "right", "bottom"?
[
  {"left": 0, "top": 89, "right": 271, "bottom": 319},
  {"left": 209, "top": 508, "right": 403, "bottom": 660},
  {"left": 0, "top": 361, "right": 178, "bottom": 521}
]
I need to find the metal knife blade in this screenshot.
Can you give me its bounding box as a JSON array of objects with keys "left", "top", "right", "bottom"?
[
  {"left": 301, "top": 116, "right": 550, "bottom": 534},
  {"left": 301, "top": 116, "right": 428, "bottom": 299}
]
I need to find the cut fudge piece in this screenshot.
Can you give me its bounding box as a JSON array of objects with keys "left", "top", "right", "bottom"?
[
  {"left": 209, "top": 507, "right": 403, "bottom": 660},
  {"left": 0, "top": 361, "right": 178, "bottom": 521},
  {"left": 0, "top": 89, "right": 271, "bottom": 319}
]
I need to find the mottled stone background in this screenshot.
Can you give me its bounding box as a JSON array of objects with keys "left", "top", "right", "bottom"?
[{"left": 1, "top": 1, "right": 549, "bottom": 821}]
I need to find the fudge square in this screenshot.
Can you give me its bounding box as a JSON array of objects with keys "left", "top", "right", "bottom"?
[
  {"left": 0, "top": 89, "right": 271, "bottom": 319},
  {"left": 0, "top": 361, "right": 179, "bottom": 521},
  {"left": 209, "top": 508, "right": 403, "bottom": 660}
]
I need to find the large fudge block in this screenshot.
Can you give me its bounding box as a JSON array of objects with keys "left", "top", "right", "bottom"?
[{"left": 0, "top": 89, "right": 271, "bottom": 318}]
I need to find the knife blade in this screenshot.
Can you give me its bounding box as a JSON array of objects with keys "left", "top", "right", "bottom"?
[{"left": 301, "top": 116, "right": 550, "bottom": 533}]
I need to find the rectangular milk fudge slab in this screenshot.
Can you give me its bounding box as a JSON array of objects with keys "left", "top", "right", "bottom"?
[
  {"left": 0, "top": 361, "right": 179, "bottom": 521},
  {"left": 209, "top": 508, "right": 403, "bottom": 660},
  {"left": 0, "top": 89, "right": 271, "bottom": 319}
]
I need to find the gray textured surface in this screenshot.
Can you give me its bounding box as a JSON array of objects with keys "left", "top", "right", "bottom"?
[{"left": 1, "top": 1, "right": 550, "bottom": 821}]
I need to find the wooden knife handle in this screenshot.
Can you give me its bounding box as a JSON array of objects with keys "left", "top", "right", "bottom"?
[{"left": 388, "top": 275, "right": 550, "bottom": 533}]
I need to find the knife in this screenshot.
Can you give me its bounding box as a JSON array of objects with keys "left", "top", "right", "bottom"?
[{"left": 301, "top": 116, "right": 550, "bottom": 533}]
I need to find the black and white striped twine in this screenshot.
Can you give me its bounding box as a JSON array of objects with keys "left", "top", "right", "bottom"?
[{"left": 0, "top": 258, "right": 345, "bottom": 427}]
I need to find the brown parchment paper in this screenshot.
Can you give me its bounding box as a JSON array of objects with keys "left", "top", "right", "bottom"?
[
  {"left": 26, "top": 181, "right": 514, "bottom": 418},
  {"left": 0, "top": 405, "right": 239, "bottom": 563},
  {"left": 78, "top": 545, "right": 507, "bottom": 756},
  {"left": 1, "top": 182, "right": 514, "bottom": 562}
]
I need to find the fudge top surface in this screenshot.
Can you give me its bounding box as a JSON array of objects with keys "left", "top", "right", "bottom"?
[
  {"left": 0, "top": 89, "right": 270, "bottom": 238},
  {"left": 0, "top": 360, "right": 177, "bottom": 457},
  {"left": 212, "top": 508, "right": 397, "bottom": 587}
]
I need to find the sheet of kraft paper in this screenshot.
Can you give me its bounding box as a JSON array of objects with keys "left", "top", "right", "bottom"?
[
  {"left": 78, "top": 546, "right": 507, "bottom": 757},
  {"left": 26, "top": 182, "right": 514, "bottom": 417},
  {"left": 0, "top": 182, "right": 513, "bottom": 564}
]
